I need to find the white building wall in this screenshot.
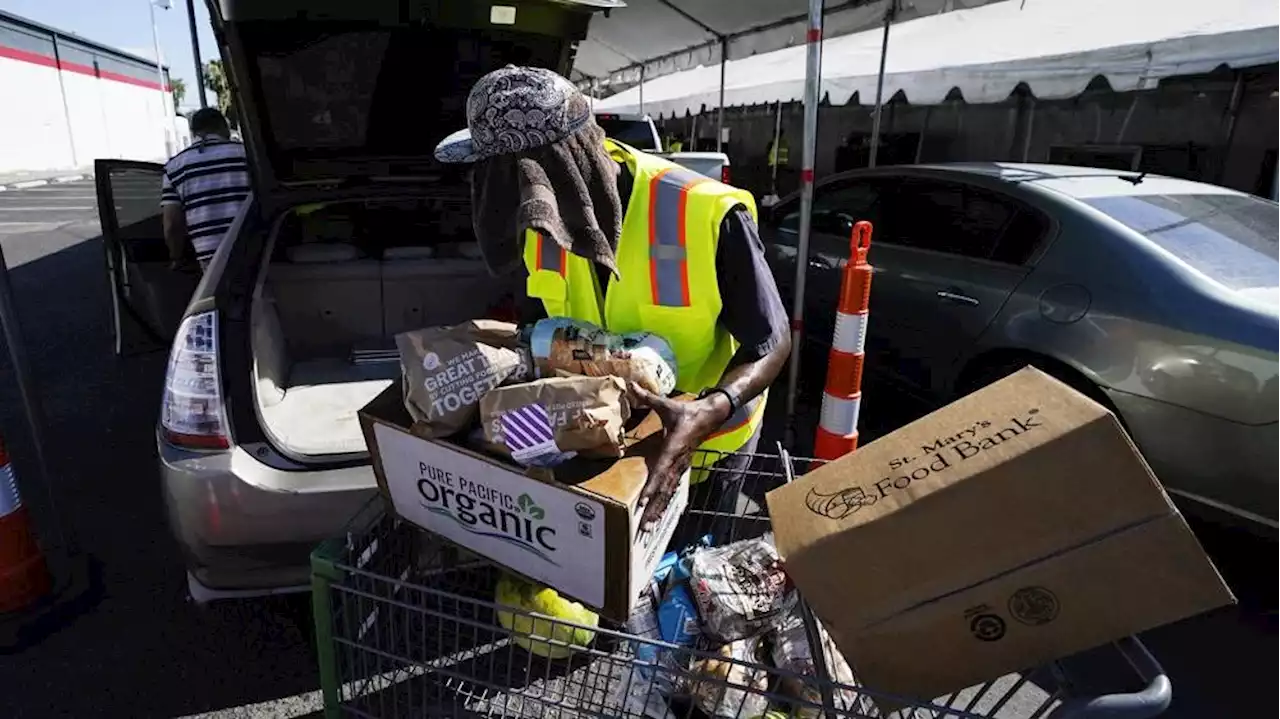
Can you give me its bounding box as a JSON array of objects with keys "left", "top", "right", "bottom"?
[
  {"left": 0, "top": 16, "right": 172, "bottom": 177},
  {"left": 0, "top": 23, "right": 75, "bottom": 174}
]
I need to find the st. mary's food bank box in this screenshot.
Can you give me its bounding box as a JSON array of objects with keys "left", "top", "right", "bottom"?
[
  {"left": 767, "top": 368, "right": 1234, "bottom": 702},
  {"left": 359, "top": 384, "right": 688, "bottom": 620}
]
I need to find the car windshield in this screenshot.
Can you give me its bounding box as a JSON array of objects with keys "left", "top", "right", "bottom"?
[
  {"left": 1086, "top": 193, "right": 1279, "bottom": 292},
  {"left": 595, "top": 117, "right": 658, "bottom": 150}
]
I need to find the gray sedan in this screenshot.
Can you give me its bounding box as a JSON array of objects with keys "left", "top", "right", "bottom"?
[{"left": 762, "top": 163, "right": 1278, "bottom": 536}]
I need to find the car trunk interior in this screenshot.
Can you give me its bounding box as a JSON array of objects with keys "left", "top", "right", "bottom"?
[{"left": 251, "top": 197, "right": 520, "bottom": 458}]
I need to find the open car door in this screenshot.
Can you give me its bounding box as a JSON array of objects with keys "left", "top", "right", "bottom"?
[{"left": 95, "top": 159, "right": 200, "bottom": 356}]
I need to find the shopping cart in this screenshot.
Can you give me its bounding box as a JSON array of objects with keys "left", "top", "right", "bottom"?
[{"left": 311, "top": 448, "right": 1172, "bottom": 719}]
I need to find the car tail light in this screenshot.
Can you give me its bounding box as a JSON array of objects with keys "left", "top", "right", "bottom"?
[
  {"left": 721, "top": 165, "right": 731, "bottom": 184},
  {"left": 161, "top": 311, "right": 230, "bottom": 450}
]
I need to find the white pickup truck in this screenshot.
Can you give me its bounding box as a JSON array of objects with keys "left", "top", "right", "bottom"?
[{"left": 595, "top": 113, "right": 732, "bottom": 183}]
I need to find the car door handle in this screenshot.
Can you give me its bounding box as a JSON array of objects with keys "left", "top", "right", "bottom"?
[{"left": 936, "top": 289, "right": 979, "bottom": 306}]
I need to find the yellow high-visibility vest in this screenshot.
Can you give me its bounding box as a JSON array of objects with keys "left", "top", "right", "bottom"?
[
  {"left": 522, "top": 140, "right": 767, "bottom": 477},
  {"left": 768, "top": 138, "right": 789, "bottom": 167}
]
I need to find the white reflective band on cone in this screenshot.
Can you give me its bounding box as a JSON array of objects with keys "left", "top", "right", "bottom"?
[
  {"left": 0, "top": 463, "right": 20, "bottom": 516},
  {"left": 831, "top": 311, "right": 868, "bottom": 355},
  {"left": 819, "top": 393, "right": 862, "bottom": 434}
]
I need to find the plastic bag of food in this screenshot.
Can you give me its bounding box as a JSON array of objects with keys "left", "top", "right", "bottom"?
[
  {"left": 770, "top": 607, "right": 879, "bottom": 718},
  {"left": 528, "top": 318, "right": 677, "bottom": 397},
  {"left": 397, "top": 321, "right": 531, "bottom": 436},
  {"left": 480, "top": 375, "right": 630, "bottom": 466},
  {"left": 685, "top": 637, "right": 770, "bottom": 718},
  {"left": 610, "top": 595, "right": 677, "bottom": 719},
  {"left": 688, "top": 536, "right": 795, "bottom": 643}
]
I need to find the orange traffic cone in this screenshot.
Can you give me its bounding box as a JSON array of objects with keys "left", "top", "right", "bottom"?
[
  {"left": 0, "top": 435, "right": 52, "bottom": 614},
  {"left": 812, "top": 221, "right": 874, "bottom": 463}
]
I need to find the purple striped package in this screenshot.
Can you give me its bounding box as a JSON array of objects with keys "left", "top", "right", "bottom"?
[{"left": 480, "top": 376, "right": 631, "bottom": 467}]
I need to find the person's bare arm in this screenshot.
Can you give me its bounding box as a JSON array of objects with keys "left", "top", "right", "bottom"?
[
  {"left": 162, "top": 204, "right": 188, "bottom": 267},
  {"left": 632, "top": 334, "right": 790, "bottom": 523}
]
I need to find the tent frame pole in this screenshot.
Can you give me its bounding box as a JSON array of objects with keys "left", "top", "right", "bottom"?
[
  {"left": 784, "top": 0, "right": 825, "bottom": 444},
  {"left": 771, "top": 100, "right": 783, "bottom": 194},
  {"left": 868, "top": 1, "right": 897, "bottom": 168},
  {"left": 638, "top": 65, "right": 645, "bottom": 115},
  {"left": 717, "top": 39, "right": 727, "bottom": 152}
]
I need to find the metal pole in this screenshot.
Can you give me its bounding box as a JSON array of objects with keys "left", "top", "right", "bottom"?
[
  {"left": 784, "top": 0, "right": 825, "bottom": 445},
  {"left": 0, "top": 245, "right": 70, "bottom": 553},
  {"left": 148, "top": 0, "right": 174, "bottom": 156},
  {"left": 638, "top": 65, "right": 645, "bottom": 116},
  {"left": 717, "top": 39, "right": 727, "bottom": 152},
  {"left": 1215, "top": 71, "right": 1245, "bottom": 184},
  {"left": 1021, "top": 99, "right": 1037, "bottom": 162},
  {"left": 867, "top": 2, "right": 896, "bottom": 168},
  {"left": 770, "top": 100, "right": 783, "bottom": 194},
  {"left": 52, "top": 38, "right": 80, "bottom": 168},
  {"left": 185, "top": 0, "right": 208, "bottom": 108}
]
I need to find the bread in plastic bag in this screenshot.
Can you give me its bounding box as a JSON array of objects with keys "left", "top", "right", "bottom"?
[
  {"left": 480, "top": 375, "right": 630, "bottom": 466},
  {"left": 529, "top": 317, "right": 677, "bottom": 397},
  {"left": 397, "top": 321, "right": 531, "bottom": 436},
  {"left": 685, "top": 637, "right": 770, "bottom": 718},
  {"left": 688, "top": 536, "right": 796, "bottom": 643}
]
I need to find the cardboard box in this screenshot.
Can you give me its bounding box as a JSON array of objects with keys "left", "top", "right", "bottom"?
[
  {"left": 766, "top": 368, "right": 1234, "bottom": 702},
  {"left": 359, "top": 384, "right": 687, "bottom": 620}
]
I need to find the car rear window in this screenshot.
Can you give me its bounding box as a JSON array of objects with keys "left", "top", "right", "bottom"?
[
  {"left": 594, "top": 117, "right": 659, "bottom": 150},
  {"left": 1086, "top": 194, "right": 1279, "bottom": 292}
]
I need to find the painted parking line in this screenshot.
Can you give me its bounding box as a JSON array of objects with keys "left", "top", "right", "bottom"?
[
  {"left": 0, "top": 206, "right": 94, "bottom": 211},
  {"left": 0, "top": 222, "right": 72, "bottom": 232}
]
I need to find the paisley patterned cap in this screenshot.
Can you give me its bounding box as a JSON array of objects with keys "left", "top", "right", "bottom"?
[{"left": 435, "top": 66, "right": 594, "bottom": 163}]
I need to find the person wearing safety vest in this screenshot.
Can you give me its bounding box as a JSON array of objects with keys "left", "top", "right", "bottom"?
[{"left": 435, "top": 67, "right": 791, "bottom": 535}]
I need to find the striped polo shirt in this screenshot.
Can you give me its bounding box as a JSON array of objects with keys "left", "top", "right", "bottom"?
[{"left": 160, "top": 136, "right": 251, "bottom": 262}]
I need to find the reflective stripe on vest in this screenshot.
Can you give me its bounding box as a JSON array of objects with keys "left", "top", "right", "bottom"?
[
  {"left": 648, "top": 168, "right": 708, "bottom": 308},
  {"left": 535, "top": 232, "right": 566, "bottom": 276}
]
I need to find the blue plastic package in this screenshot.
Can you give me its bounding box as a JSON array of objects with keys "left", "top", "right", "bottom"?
[{"left": 657, "top": 583, "right": 699, "bottom": 648}]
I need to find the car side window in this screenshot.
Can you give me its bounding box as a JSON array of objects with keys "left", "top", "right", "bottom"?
[
  {"left": 778, "top": 180, "right": 881, "bottom": 238},
  {"left": 882, "top": 179, "right": 1041, "bottom": 262}
]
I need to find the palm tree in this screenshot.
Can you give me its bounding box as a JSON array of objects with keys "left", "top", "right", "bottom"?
[
  {"left": 170, "top": 77, "right": 186, "bottom": 112},
  {"left": 202, "top": 60, "right": 238, "bottom": 129}
]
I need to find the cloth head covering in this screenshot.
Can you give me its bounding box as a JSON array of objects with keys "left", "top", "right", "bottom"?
[{"left": 435, "top": 66, "right": 622, "bottom": 277}]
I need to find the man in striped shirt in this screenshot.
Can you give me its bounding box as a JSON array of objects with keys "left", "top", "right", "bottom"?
[{"left": 160, "top": 108, "right": 251, "bottom": 270}]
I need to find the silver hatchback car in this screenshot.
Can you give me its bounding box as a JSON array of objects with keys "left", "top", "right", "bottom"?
[
  {"left": 763, "top": 163, "right": 1278, "bottom": 537},
  {"left": 94, "top": 0, "right": 620, "bottom": 599}
]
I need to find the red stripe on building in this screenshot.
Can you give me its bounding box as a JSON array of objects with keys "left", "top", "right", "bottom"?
[{"left": 0, "top": 44, "right": 170, "bottom": 92}]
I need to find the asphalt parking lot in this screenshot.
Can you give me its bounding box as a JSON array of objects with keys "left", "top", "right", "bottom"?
[{"left": 0, "top": 180, "right": 1274, "bottom": 718}]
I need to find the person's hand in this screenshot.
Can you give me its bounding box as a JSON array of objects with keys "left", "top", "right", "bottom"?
[{"left": 630, "top": 382, "right": 732, "bottom": 528}]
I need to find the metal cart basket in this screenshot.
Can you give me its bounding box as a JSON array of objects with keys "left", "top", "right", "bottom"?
[{"left": 311, "top": 449, "right": 1171, "bottom": 719}]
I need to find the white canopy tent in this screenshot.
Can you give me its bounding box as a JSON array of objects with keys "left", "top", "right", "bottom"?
[
  {"left": 571, "top": 0, "right": 994, "bottom": 92},
  {"left": 578, "top": 0, "right": 1278, "bottom": 435},
  {"left": 593, "top": 0, "right": 1280, "bottom": 116}
]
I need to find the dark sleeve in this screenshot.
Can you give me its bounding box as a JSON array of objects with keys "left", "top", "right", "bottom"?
[{"left": 715, "top": 207, "right": 790, "bottom": 369}]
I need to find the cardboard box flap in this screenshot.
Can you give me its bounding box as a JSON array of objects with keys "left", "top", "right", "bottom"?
[{"left": 769, "top": 368, "right": 1178, "bottom": 628}]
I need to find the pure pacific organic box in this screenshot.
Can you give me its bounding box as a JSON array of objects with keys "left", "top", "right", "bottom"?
[
  {"left": 359, "top": 383, "right": 688, "bottom": 620},
  {"left": 767, "top": 367, "right": 1234, "bottom": 703}
]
